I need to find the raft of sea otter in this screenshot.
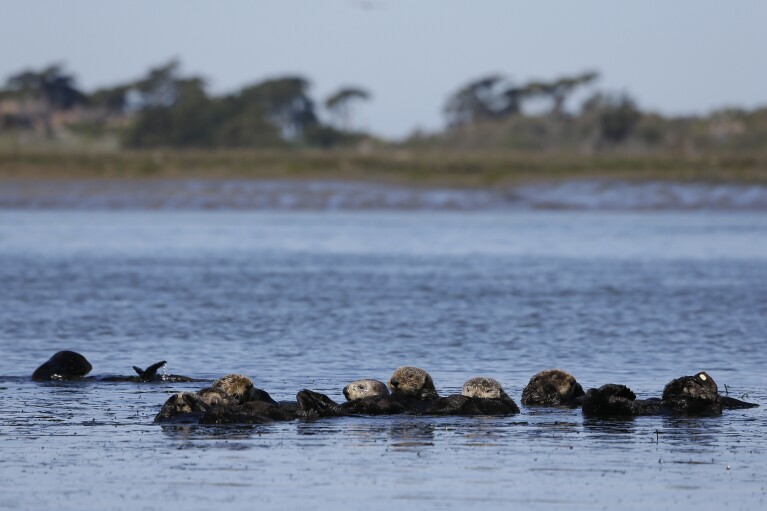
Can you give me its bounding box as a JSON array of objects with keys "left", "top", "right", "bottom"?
[{"left": 32, "top": 351, "right": 759, "bottom": 424}]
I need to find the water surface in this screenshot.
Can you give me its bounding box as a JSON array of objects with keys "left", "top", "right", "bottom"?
[{"left": 1, "top": 210, "right": 765, "bottom": 510}]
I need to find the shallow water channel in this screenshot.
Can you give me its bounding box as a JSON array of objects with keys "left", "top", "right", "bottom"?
[{"left": 1, "top": 210, "right": 765, "bottom": 510}]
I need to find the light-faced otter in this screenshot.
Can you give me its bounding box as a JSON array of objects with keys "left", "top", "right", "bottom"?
[
  {"left": 32, "top": 351, "right": 93, "bottom": 381},
  {"left": 386, "top": 366, "right": 475, "bottom": 415},
  {"left": 461, "top": 377, "right": 520, "bottom": 415},
  {"left": 298, "top": 371, "right": 519, "bottom": 418},
  {"left": 343, "top": 379, "right": 390, "bottom": 401},
  {"left": 297, "top": 379, "right": 406, "bottom": 418},
  {"left": 521, "top": 369, "right": 585, "bottom": 407},
  {"left": 154, "top": 374, "right": 292, "bottom": 424},
  {"left": 387, "top": 366, "right": 439, "bottom": 401}
]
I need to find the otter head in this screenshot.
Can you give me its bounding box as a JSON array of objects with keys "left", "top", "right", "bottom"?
[
  {"left": 461, "top": 377, "right": 509, "bottom": 400},
  {"left": 154, "top": 388, "right": 229, "bottom": 422},
  {"left": 662, "top": 371, "right": 719, "bottom": 403},
  {"left": 343, "top": 379, "right": 390, "bottom": 401},
  {"left": 388, "top": 366, "right": 438, "bottom": 401},
  {"left": 521, "top": 369, "right": 585, "bottom": 406},
  {"left": 32, "top": 351, "right": 93, "bottom": 381},
  {"left": 212, "top": 374, "right": 257, "bottom": 405}
]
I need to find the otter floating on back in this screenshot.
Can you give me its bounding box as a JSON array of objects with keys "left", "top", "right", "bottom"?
[
  {"left": 521, "top": 369, "right": 585, "bottom": 407},
  {"left": 32, "top": 351, "right": 198, "bottom": 383},
  {"left": 581, "top": 371, "right": 758, "bottom": 417},
  {"left": 154, "top": 373, "right": 299, "bottom": 424},
  {"left": 297, "top": 367, "right": 520, "bottom": 418}
]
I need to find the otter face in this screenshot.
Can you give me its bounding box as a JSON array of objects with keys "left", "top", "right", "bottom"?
[
  {"left": 155, "top": 392, "right": 196, "bottom": 421},
  {"left": 461, "top": 377, "right": 507, "bottom": 400},
  {"left": 388, "top": 366, "right": 438, "bottom": 401},
  {"left": 343, "top": 379, "right": 390, "bottom": 401},
  {"left": 521, "top": 369, "right": 585, "bottom": 406},
  {"left": 212, "top": 374, "right": 257, "bottom": 404},
  {"left": 662, "top": 371, "right": 719, "bottom": 402}
]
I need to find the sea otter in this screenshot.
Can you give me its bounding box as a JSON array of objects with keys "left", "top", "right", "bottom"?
[
  {"left": 581, "top": 384, "right": 660, "bottom": 417},
  {"left": 154, "top": 373, "right": 296, "bottom": 424},
  {"left": 297, "top": 379, "right": 407, "bottom": 418},
  {"left": 298, "top": 369, "right": 519, "bottom": 418},
  {"left": 32, "top": 351, "right": 93, "bottom": 381},
  {"left": 521, "top": 369, "right": 585, "bottom": 406},
  {"left": 99, "top": 361, "right": 201, "bottom": 383},
  {"left": 581, "top": 372, "right": 758, "bottom": 417},
  {"left": 661, "top": 371, "right": 757, "bottom": 414},
  {"left": 460, "top": 377, "right": 521, "bottom": 415},
  {"left": 32, "top": 352, "right": 198, "bottom": 383}
]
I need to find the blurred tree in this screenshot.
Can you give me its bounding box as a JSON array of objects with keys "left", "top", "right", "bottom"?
[
  {"left": 4, "top": 64, "right": 85, "bottom": 136},
  {"left": 444, "top": 74, "right": 507, "bottom": 126},
  {"left": 134, "top": 60, "right": 183, "bottom": 109},
  {"left": 548, "top": 71, "right": 599, "bottom": 116},
  {"left": 582, "top": 92, "right": 641, "bottom": 145},
  {"left": 325, "top": 86, "right": 371, "bottom": 130},
  {"left": 238, "top": 76, "right": 317, "bottom": 140}
]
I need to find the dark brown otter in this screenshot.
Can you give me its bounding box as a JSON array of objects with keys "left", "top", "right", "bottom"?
[
  {"left": 582, "top": 372, "right": 758, "bottom": 418},
  {"left": 32, "top": 351, "right": 92, "bottom": 381},
  {"left": 154, "top": 374, "right": 290, "bottom": 424},
  {"left": 521, "top": 369, "right": 585, "bottom": 407},
  {"left": 99, "top": 361, "right": 201, "bottom": 383},
  {"left": 298, "top": 370, "right": 519, "bottom": 418},
  {"left": 581, "top": 384, "right": 660, "bottom": 417},
  {"left": 460, "top": 377, "right": 520, "bottom": 415}
]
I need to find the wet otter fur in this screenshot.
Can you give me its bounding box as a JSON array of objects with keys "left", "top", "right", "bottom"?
[
  {"left": 32, "top": 351, "right": 93, "bottom": 381},
  {"left": 298, "top": 371, "right": 519, "bottom": 418},
  {"left": 521, "top": 369, "right": 585, "bottom": 407},
  {"left": 100, "top": 361, "right": 201, "bottom": 383},
  {"left": 582, "top": 384, "right": 660, "bottom": 417},
  {"left": 388, "top": 367, "right": 439, "bottom": 401},
  {"left": 154, "top": 374, "right": 287, "bottom": 423},
  {"left": 582, "top": 372, "right": 758, "bottom": 417},
  {"left": 297, "top": 379, "right": 406, "bottom": 418},
  {"left": 343, "top": 379, "right": 390, "bottom": 401},
  {"left": 461, "top": 377, "right": 520, "bottom": 415}
]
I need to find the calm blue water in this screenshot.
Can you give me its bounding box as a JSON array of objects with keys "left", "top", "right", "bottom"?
[{"left": 1, "top": 210, "right": 765, "bottom": 510}]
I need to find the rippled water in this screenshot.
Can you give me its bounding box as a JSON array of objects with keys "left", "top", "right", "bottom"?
[{"left": 1, "top": 210, "right": 765, "bottom": 510}]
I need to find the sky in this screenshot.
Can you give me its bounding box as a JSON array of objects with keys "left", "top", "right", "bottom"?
[{"left": 1, "top": 0, "right": 766, "bottom": 139}]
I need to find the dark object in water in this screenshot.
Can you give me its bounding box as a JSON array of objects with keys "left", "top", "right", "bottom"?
[
  {"left": 387, "top": 366, "right": 439, "bottom": 402},
  {"left": 154, "top": 373, "right": 294, "bottom": 424},
  {"left": 582, "top": 384, "right": 660, "bottom": 417},
  {"left": 298, "top": 370, "right": 519, "bottom": 418},
  {"left": 659, "top": 371, "right": 758, "bottom": 414},
  {"left": 582, "top": 372, "right": 759, "bottom": 418},
  {"left": 100, "top": 361, "right": 201, "bottom": 383},
  {"left": 521, "top": 369, "right": 585, "bottom": 407},
  {"left": 461, "top": 377, "right": 521, "bottom": 415},
  {"left": 32, "top": 351, "right": 92, "bottom": 381},
  {"left": 660, "top": 372, "right": 722, "bottom": 415},
  {"left": 297, "top": 389, "right": 407, "bottom": 418},
  {"left": 721, "top": 395, "right": 760, "bottom": 409}
]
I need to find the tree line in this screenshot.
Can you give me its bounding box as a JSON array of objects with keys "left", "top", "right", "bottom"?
[
  {"left": 1, "top": 61, "right": 765, "bottom": 153},
  {"left": 0, "top": 61, "right": 371, "bottom": 148}
]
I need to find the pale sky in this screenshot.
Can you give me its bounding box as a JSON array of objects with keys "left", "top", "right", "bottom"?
[{"left": 1, "top": 0, "right": 766, "bottom": 138}]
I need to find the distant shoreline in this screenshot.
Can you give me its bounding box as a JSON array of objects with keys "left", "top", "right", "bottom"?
[
  {"left": 2, "top": 177, "right": 767, "bottom": 211},
  {"left": 2, "top": 149, "right": 767, "bottom": 211},
  {"left": 2, "top": 148, "right": 767, "bottom": 187}
]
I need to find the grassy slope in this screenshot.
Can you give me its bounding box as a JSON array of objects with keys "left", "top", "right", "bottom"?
[{"left": 1, "top": 148, "right": 767, "bottom": 187}]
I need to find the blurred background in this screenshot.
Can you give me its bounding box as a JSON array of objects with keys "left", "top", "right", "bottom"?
[{"left": 1, "top": 0, "right": 766, "bottom": 197}]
